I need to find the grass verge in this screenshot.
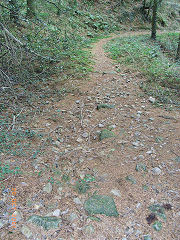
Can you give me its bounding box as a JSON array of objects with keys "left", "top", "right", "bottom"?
[{"left": 105, "top": 33, "right": 180, "bottom": 105}]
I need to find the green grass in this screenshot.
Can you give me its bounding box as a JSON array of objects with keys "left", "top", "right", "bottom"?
[
  {"left": 106, "top": 33, "right": 180, "bottom": 104},
  {"left": 157, "top": 33, "right": 179, "bottom": 59}
]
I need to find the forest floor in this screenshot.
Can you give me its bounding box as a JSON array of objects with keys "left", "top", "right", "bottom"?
[{"left": 1, "top": 32, "right": 180, "bottom": 240}]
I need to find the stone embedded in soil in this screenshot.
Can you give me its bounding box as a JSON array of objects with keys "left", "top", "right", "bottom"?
[
  {"left": 149, "top": 97, "right": 156, "bottom": 103},
  {"left": 82, "top": 132, "right": 89, "bottom": 138},
  {"left": 13, "top": 210, "right": 23, "bottom": 222},
  {"left": 97, "top": 104, "right": 115, "bottom": 110},
  {"left": 73, "top": 197, "right": 82, "bottom": 205},
  {"left": 83, "top": 224, "right": 95, "bottom": 235},
  {"left": 28, "top": 215, "right": 62, "bottom": 230},
  {"left": 108, "top": 124, "right": 116, "bottom": 129},
  {"left": 0, "top": 219, "right": 8, "bottom": 229},
  {"left": 99, "top": 129, "right": 115, "bottom": 141},
  {"left": 84, "top": 195, "right": 119, "bottom": 217},
  {"left": 132, "top": 141, "right": 140, "bottom": 147},
  {"left": 21, "top": 225, "right": 33, "bottom": 238},
  {"left": 76, "top": 137, "right": 83, "bottom": 143},
  {"left": 143, "top": 235, "right": 152, "bottom": 240},
  {"left": 53, "top": 209, "right": 61, "bottom": 217},
  {"left": 69, "top": 212, "right": 78, "bottom": 222},
  {"left": 43, "top": 182, "right": 53, "bottom": 193},
  {"left": 110, "top": 189, "right": 121, "bottom": 197},
  {"left": 152, "top": 167, "right": 162, "bottom": 175},
  {"left": 174, "top": 156, "right": 180, "bottom": 163},
  {"left": 57, "top": 186, "right": 63, "bottom": 195}
]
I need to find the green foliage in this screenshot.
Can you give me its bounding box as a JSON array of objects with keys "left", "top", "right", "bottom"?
[
  {"left": 106, "top": 34, "right": 180, "bottom": 104},
  {"left": 99, "top": 129, "right": 115, "bottom": 141},
  {"left": 157, "top": 33, "right": 179, "bottom": 58},
  {"left": 135, "top": 163, "right": 147, "bottom": 172},
  {"left": 0, "top": 162, "right": 21, "bottom": 180},
  {"left": 76, "top": 179, "right": 90, "bottom": 194},
  {"left": 152, "top": 221, "right": 162, "bottom": 231},
  {"left": 0, "top": 162, "right": 21, "bottom": 189},
  {"left": 148, "top": 204, "right": 167, "bottom": 220},
  {"left": 0, "top": 114, "right": 40, "bottom": 156},
  {"left": 125, "top": 175, "right": 136, "bottom": 184},
  {"left": 61, "top": 174, "right": 70, "bottom": 183}
]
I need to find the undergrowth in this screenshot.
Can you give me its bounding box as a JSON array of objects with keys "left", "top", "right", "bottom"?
[{"left": 106, "top": 33, "right": 180, "bottom": 105}]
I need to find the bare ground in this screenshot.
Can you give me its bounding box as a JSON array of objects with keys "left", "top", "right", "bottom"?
[{"left": 1, "top": 32, "right": 180, "bottom": 240}]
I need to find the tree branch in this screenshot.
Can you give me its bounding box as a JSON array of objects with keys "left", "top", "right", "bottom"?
[
  {"left": 0, "top": 3, "right": 11, "bottom": 11},
  {"left": 0, "top": 22, "right": 60, "bottom": 62},
  {"left": 46, "top": 0, "right": 61, "bottom": 12}
]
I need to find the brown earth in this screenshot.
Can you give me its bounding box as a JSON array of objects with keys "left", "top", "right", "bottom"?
[{"left": 1, "top": 32, "right": 180, "bottom": 240}]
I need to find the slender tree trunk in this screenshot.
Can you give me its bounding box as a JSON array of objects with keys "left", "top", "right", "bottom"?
[
  {"left": 142, "top": 0, "right": 146, "bottom": 11},
  {"left": 151, "top": 0, "right": 158, "bottom": 40},
  {"left": 27, "top": 0, "right": 35, "bottom": 18},
  {"left": 57, "top": 0, "right": 61, "bottom": 16},
  {"left": 9, "top": 0, "right": 19, "bottom": 23},
  {"left": 176, "top": 34, "right": 180, "bottom": 60}
]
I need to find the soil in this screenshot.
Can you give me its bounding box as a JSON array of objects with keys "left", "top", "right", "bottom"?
[{"left": 1, "top": 32, "right": 180, "bottom": 240}]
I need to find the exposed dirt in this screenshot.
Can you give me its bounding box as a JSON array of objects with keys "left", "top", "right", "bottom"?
[{"left": 1, "top": 32, "right": 180, "bottom": 240}]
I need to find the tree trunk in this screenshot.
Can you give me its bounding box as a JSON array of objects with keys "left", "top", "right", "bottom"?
[
  {"left": 27, "top": 0, "right": 35, "bottom": 18},
  {"left": 9, "top": 0, "right": 19, "bottom": 23},
  {"left": 57, "top": 0, "right": 61, "bottom": 16},
  {"left": 176, "top": 34, "right": 180, "bottom": 60},
  {"left": 142, "top": 0, "right": 146, "bottom": 11},
  {"left": 151, "top": 0, "right": 158, "bottom": 40}
]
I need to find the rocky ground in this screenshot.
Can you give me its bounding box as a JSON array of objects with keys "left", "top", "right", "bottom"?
[{"left": 0, "top": 33, "right": 180, "bottom": 240}]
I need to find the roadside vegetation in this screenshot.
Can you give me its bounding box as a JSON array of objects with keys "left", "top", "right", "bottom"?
[{"left": 106, "top": 33, "right": 180, "bottom": 106}]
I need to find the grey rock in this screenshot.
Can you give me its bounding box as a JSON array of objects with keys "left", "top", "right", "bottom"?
[
  {"left": 83, "top": 224, "right": 95, "bottom": 235},
  {"left": 135, "top": 229, "right": 142, "bottom": 236},
  {"left": 149, "top": 97, "right": 156, "bottom": 103},
  {"left": 13, "top": 210, "right": 23, "bottom": 222},
  {"left": 138, "top": 155, "right": 144, "bottom": 160},
  {"left": 109, "top": 124, "right": 116, "bottom": 129},
  {"left": 152, "top": 167, "right": 162, "bottom": 175},
  {"left": 76, "top": 137, "right": 83, "bottom": 143},
  {"left": 82, "top": 132, "right": 89, "bottom": 138},
  {"left": 73, "top": 197, "right": 82, "bottom": 205},
  {"left": 132, "top": 141, "right": 139, "bottom": 147},
  {"left": 0, "top": 219, "right": 8, "bottom": 229},
  {"left": 21, "top": 225, "right": 33, "bottom": 238},
  {"left": 69, "top": 212, "right": 78, "bottom": 222},
  {"left": 143, "top": 235, "right": 152, "bottom": 240},
  {"left": 53, "top": 209, "right": 61, "bottom": 217},
  {"left": 57, "top": 187, "right": 63, "bottom": 195},
  {"left": 110, "top": 189, "right": 121, "bottom": 197},
  {"left": 43, "top": 182, "right": 52, "bottom": 193},
  {"left": 125, "top": 226, "right": 134, "bottom": 235}
]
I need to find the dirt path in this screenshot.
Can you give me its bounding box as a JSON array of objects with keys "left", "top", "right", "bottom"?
[{"left": 1, "top": 33, "right": 180, "bottom": 240}]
